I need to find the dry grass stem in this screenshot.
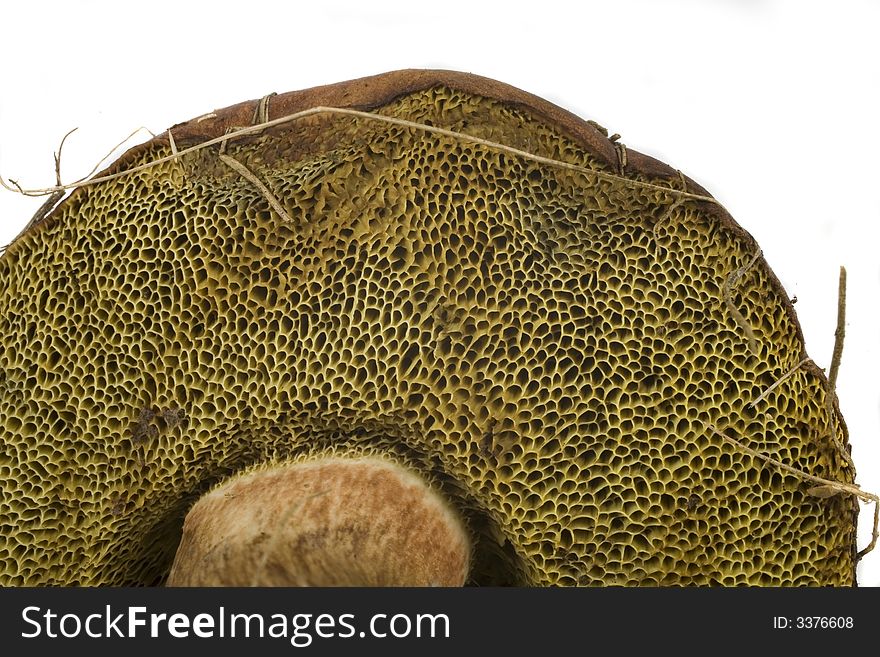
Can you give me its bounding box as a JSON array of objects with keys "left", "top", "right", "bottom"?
[
  {"left": 829, "top": 266, "right": 847, "bottom": 392},
  {"left": 722, "top": 250, "right": 763, "bottom": 355},
  {"left": 218, "top": 153, "right": 293, "bottom": 224},
  {"left": 823, "top": 266, "right": 855, "bottom": 474},
  {"left": 748, "top": 357, "right": 812, "bottom": 408}
]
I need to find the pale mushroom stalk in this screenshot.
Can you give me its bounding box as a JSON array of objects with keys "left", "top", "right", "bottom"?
[{"left": 167, "top": 457, "right": 471, "bottom": 586}]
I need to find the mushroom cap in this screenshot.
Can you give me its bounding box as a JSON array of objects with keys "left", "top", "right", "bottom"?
[{"left": 0, "top": 69, "right": 857, "bottom": 585}]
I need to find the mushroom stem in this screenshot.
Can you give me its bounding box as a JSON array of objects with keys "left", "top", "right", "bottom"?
[{"left": 167, "top": 456, "right": 471, "bottom": 586}]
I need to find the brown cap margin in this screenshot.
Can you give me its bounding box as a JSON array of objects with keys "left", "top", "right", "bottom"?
[
  {"left": 21, "top": 69, "right": 729, "bottom": 242},
  {"left": 161, "top": 68, "right": 707, "bottom": 190},
  {"left": 163, "top": 69, "right": 621, "bottom": 171}
]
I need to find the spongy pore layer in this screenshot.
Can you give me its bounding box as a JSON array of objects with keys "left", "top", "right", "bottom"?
[{"left": 0, "top": 71, "right": 857, "bottom": 585}]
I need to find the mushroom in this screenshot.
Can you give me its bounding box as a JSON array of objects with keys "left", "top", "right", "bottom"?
[{"left": 0, "top": 70, "right": 867, "bottom": 586}]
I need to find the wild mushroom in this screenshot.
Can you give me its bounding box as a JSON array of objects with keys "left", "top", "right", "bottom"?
[{"left": 0, "top": 70, "right": 870, "bottom": 586}]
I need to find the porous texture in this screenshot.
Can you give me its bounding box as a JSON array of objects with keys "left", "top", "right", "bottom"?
[
  {"left": 0, "top": 70, "right": 857, "bottom": 585},
  {"left": 167, "top": 456, "right": 471, "bottom": 586}
]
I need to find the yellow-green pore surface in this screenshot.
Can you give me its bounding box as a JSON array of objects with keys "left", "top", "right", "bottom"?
[{"left": 0, "top": 80, "right": 857, "bottom": 585}]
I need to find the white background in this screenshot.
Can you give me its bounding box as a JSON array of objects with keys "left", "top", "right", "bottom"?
[{"left": 1, "top": 0, "right": 877, "bottom": 585}]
